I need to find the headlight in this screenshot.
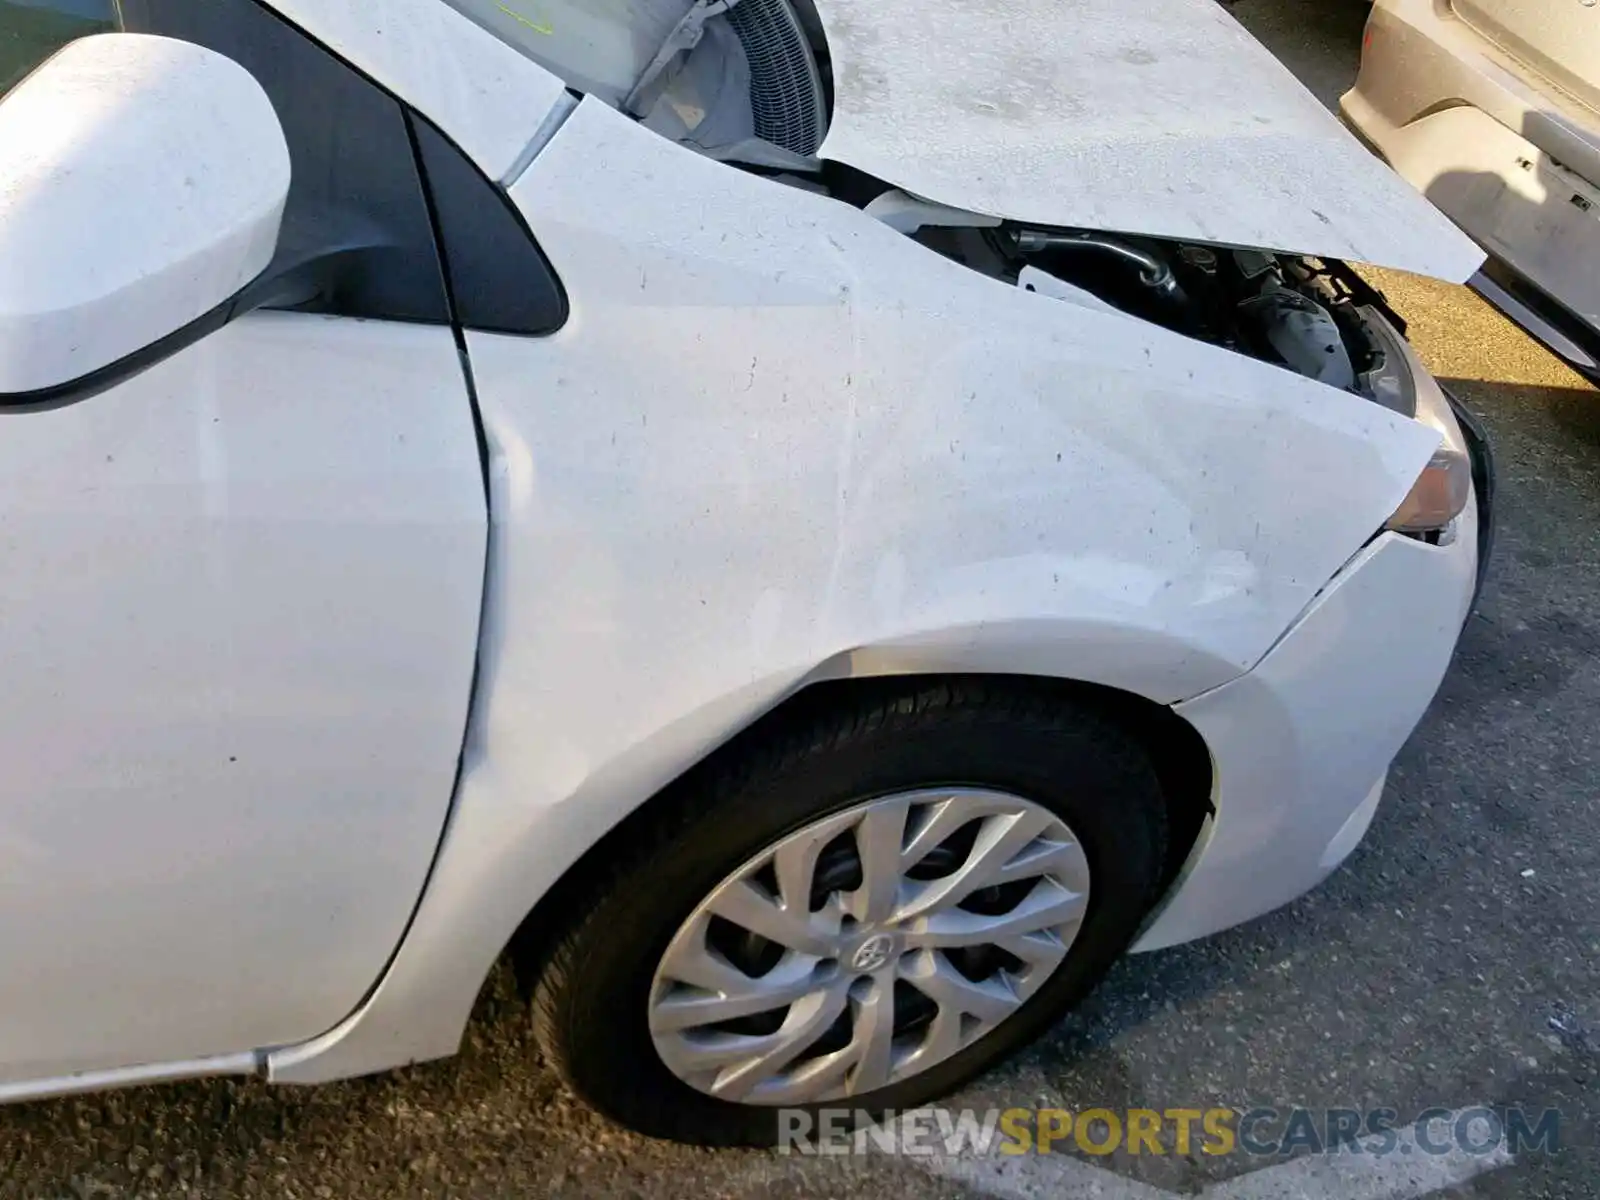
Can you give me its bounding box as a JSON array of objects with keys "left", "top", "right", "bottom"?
[
  {"left": 1388, "top": 438, "right": 1471, "bottom": 535},
  {"left": 1361, "top": 310, "right": 1472, "bottom": 534}
]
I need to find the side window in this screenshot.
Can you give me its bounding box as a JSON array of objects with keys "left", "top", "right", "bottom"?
[{"left": 0, "top": 0, "right": 116, "bottom": 95}]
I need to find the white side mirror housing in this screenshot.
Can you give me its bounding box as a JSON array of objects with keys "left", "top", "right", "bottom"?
[{"left": 0, "top": 34, "right": 290, "bottom": 395}]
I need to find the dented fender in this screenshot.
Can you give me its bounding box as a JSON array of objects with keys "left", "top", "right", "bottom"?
[{"left": 267, "top": 98, "right": 1442, "bottom": 1084}]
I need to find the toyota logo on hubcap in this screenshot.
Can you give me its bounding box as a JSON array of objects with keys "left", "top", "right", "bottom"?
[{"left": 849, "top": 933, "right": 896, "bottom": 972}]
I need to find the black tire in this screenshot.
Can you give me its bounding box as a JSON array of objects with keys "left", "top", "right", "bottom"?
[{"left": 530, "top": 678, "right": 1168, "bottom": 1146}]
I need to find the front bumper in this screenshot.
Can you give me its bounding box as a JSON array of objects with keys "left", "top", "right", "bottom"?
[
  {"left": 1133, "top": 424, "right": 1489, "bottom": 951},
  {"left": 1449, "top": 387, "right": 1495, "bottom": 604}
]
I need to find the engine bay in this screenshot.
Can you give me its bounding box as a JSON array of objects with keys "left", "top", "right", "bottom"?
[
  {"left": 801, "top": 165, "right": 1413, "bottom": 408},
  {"left": 911, "top": 220, "right": 1410, "bottom": 405}
]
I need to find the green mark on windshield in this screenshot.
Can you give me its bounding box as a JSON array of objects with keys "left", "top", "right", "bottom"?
[{"left": 495, "top": 3, "right": 553, "bottom": 35}]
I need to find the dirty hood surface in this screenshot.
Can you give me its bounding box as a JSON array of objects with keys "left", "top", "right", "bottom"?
[{"left": 812, "top": 0, "right": 1484, "bottom": 281}]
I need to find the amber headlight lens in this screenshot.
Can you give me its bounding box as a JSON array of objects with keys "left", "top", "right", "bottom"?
[{"left": 1387, "top": 439, "right": 1472, "bottom": 534}]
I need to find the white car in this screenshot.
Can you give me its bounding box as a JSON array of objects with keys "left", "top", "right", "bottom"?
[{"left": 0, "top": 0, "right": 1490, "bottom": 1144}]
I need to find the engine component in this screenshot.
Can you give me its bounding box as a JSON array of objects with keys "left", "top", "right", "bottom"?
[
  {"left": 1236, "top": 261, "right": 1356, "bottom": 390},
  {"left": 726, "top": 0, "right": 828, "bottom": 156},
  {"left": 625, "top": 0, "right": 744, "bottom": 113},
  {"left": 1178, "top": 245, "right": 1219, "bottom": 274},
  {"left": 865, "top": 189, "right": 1001, "bottom": 234},
  {"left": 1016, "top": 265, "right": 1124, "bottom": 317},
  {"left": 1247, "top": 290, "right": 1356, "bottom": 389},
  {"left": 1005, "top": 229, "right": 1190, "bottom": 325},
  {"left": 1013, "top": 230, "right": 1173, "bottom": 288},
  {"left": 625, "top": 0, "right": 827, "bottom": 163},
  {"left": 912, "top": 218, "right": 1379, "bottom": 397}
]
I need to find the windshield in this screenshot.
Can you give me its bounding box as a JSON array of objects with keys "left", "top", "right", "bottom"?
[
  {"left": 444, "top": 0, "right": 828, "bottom": 162},
  {"left": 441, "top": 0, "right": 693, "bottom": 104}
]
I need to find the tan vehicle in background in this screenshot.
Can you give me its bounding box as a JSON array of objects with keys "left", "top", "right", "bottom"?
[{"left": 1343, "top": 0, "right": 1600, "bottom": 381}]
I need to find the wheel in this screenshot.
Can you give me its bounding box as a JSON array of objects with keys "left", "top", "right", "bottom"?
[{"left": 531, "top": 679, "right": 1168, "bottom": 1145}]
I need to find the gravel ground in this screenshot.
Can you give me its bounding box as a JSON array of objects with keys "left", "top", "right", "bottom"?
[{"left": 2, "top": 3, "right": 1597, "bottom": 1198}]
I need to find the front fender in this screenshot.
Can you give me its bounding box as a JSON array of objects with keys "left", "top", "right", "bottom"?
[{"left": 269, "top": 98, "right": 1438, "bottom": 1083}]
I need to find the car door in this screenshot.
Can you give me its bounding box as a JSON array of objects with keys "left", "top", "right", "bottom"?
[{"left": 0, "top": 3, "right": 488, "bottom": 1085}]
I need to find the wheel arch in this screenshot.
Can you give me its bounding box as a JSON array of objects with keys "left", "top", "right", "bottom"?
[
  {"left": 504, "top": 670, "right": 1215, "bottom": 998},
  {"left": 267, "top": 646, "right": 1215, "bottom": 1088}
]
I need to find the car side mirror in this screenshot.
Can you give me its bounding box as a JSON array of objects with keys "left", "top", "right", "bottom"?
[{"left": 0, "top": 34, "right": 290, "bottom": 400}]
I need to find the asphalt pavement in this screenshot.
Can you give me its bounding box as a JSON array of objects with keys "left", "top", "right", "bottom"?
[{"left": 2, "top": 2, "right": 1597, "bottom": 1197}]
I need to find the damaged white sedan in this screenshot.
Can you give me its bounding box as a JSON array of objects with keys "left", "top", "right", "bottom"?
[{"left": 0, "top": 0, "right": 1489, "bottom": 1144}]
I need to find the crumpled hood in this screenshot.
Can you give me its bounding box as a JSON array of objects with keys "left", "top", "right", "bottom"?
[{"left": 812, "top": 0, "right": 1485, "bottom": 281}]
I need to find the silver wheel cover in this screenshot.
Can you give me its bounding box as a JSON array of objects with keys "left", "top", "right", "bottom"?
[{"left": 647, "top": 789, "right": 1092, "bottom": 1105}]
